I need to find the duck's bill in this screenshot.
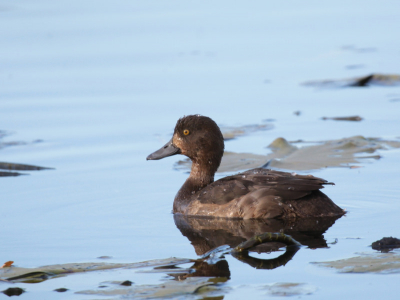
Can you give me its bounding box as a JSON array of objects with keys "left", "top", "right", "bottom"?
[{"left": 146, "top": 138, "right": 181, "bottom": 160}]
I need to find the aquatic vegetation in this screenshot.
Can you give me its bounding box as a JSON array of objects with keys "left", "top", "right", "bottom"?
[
  {"left": 176, "top": 136, "right": 400, "bottom": 172},
  {"left": 312, "top": 252, "right": 400, "bottom": 274},
  {"left": 1, "top": 232, "right": 302, "bottom": 297},
  {"left": 0, "top": 131, "right": 53, "bottom": 176},
  {"left": 303, "top": 73, "right": 400, "bottom": 88},
  {"left": 372, "top": 237, "right": 400, "bottom": 252}
]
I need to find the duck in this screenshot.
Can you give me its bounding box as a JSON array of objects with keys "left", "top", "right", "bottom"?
[{"left": 147, "top": 115, "right": 345, "bottom": 219}]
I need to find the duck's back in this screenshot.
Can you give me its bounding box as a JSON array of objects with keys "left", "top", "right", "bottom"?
[{"left": 185, "top": 169, "right": 344, "bottom": 219}]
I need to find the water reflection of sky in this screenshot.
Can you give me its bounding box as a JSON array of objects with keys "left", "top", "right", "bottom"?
[{"left": 1, "top": 1, "right": 400, "bottom": 299}]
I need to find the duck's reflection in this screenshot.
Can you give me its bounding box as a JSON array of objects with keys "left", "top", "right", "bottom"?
[
  {"left": 175, "top": 214, "right": 341, "bottom": 253},
  {"left": 173, "top": 214, "right": 342, "bottom": 273},
  {"left": 231, "top": 246, "right": 299, "bottom": 270}
]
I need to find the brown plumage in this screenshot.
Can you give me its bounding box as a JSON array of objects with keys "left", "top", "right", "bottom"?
[{"left": 147, "top": 115, "right": 345, "bottom": 219}]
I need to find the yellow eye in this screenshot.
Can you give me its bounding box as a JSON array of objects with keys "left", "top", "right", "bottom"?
[{"left": 183, "top": 129, "right": 190, "bottom": 135}]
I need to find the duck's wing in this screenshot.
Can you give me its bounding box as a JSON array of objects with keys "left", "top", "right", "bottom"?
[
  {"left": 196, "top": 168, "right": 332, "bottom": 205},
  {"left": 191, "top": 169, "right": 341, "bottom": 219},
  {"left": 242, "top": 168, "right": 333, "bottom": 202},
  {"left": 195, "top": 176, "right": 252, "bottom": 205}
]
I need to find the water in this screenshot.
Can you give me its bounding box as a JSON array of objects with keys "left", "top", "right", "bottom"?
[{"left": 1, "top": 0, "right": 400, "bottom": 299}]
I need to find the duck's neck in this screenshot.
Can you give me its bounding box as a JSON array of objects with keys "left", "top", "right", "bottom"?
[{"left": 173, "top": 159, "right": 216, "bottom": 213}]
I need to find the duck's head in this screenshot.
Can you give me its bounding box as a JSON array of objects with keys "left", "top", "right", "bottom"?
[{"left": 147, "top": 115, "right": 224, "bottom": 172}]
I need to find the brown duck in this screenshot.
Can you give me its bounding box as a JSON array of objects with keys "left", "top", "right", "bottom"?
[{"left": 147, "top": 115, "right": 345, "bottom": 219}]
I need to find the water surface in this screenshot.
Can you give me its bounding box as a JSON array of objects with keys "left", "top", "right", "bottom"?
[{"left": 1, "top": 1, "right": 400, "bottom": 299}]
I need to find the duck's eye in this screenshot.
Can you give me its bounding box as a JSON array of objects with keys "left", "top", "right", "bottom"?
[{"left": 183, "top": 129, "right": 190, "bottom": 136}]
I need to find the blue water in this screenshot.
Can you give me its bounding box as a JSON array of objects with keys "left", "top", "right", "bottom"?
[{"left": 1, "top": 1, "right": 400, "bottom": 299}]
